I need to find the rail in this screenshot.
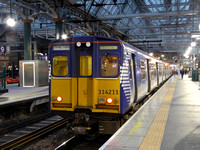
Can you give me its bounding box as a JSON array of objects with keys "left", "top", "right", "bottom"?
[{"left": 0, "top": 115, "right": 68, "bottom": 150}]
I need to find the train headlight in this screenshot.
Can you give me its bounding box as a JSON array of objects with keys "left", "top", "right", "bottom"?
[
  {"left": 52, "top": 96, "right": 56, "bottom": 101},
  {"left": 106, "top": 98, "right": 113, "bottom": 104},
  {"left": 99, "top": 98, "right": 105, "bottom": 104},
  {"left": 56, "top": 96, "right": 62, "bottom": 102}
]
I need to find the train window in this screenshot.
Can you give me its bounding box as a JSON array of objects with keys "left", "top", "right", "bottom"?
[
  {"left": 53, "top": 45, "right": 70, "bottom": 51},
  {"left": 101, "top": 55, "right": 118, "bottom": 77},
  {"left": 80, "top": 56, "right": 92, "bottom": 76},
  {"left": 140, "top": 61, "right": 146, "bottom": 80},
  {"left": 128, "top": 59, "right": 132, "bottom": 79},
  {"left": 99, "top": 45, "right": 118, "bottom": 50},
  {"left": 151, "top": 63, "right": 156, "bottom": 79},
  {"left": 52, "top": 56, "right": 68, "bottom": 76},
  {"left": 159, "top": 64, "right": 163, "bottom": 75}
]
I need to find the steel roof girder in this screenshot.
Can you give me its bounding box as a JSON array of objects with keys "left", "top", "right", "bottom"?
[
  {"left": 98, "top": 10, "right": 198, "bottom": 20},
  {"left": 116, "top": 23, "right": 200, "bottom": 30}
]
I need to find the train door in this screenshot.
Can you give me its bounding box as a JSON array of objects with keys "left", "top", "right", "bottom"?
[
  {"left": 137, "top": 59, "right": 147, "bottom": 100},
  {"left": 129, "top": 54, "right": 136, "bottom": 103},
  {"left": 146, "top": 59, "right": 151, "bottom": 92},
  {"left": 156, "top": 62, "right": 159, "bottom": 86},
  {"left": 132, "top": 54, "right": 137, "bottom": 102},
  {"left": 50, "top": 44, "right": 73, "bottom": 110},
  {"left": 77, "top": 46, "right": 93, "bottom": 107}
]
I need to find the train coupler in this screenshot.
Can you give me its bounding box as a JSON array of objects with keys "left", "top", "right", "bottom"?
[{"left": 73, "top": 126, "right": 91, "bottom": 135}]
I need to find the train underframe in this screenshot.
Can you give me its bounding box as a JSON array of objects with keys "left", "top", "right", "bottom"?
[{"left": 53, "top": 108, "right": 123, "bottom": 136}]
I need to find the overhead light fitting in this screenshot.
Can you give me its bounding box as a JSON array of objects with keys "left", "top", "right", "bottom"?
[
  {"left": 6, "top": 18, "right": 16, "bottom": 27},
  {"left": 62, "top": 34, "right": 68, "bottom": 40},
  {"left": 184, "top": 46, "right": 193, "bottom": 58},
  {"left": 191, "top": 34, "right": 200, "bottom": 38},
  {"left": 188, "top": 46, "right": 192, "bottom": 51},
  {"left": 183, "top": 54, "right": 189, "bottom": 58},
  {"left": 191, "top": 42, "right": 196, "bottom": 47},
  {"left": 149, "top": 53, "right": 153, "bottom": 56}
]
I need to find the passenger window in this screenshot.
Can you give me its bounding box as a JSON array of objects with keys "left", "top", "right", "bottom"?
[
  {"left": 53, "top": 56, "right": 68, "bottom": 76},
  {"left": 140, "top": 61, "right": 146, "bottom": 80},
  {"left": 153, "top": 66, "right": 157, "bottom": 77},
  {"left": 80, "top": 56, "right": 92, "bottom": 76},
  {"left": 159, "top": 65, "right": 162, "bottom": 76},
  {"left": 151, "top": 63, "right": 156, "bottom": 79},
  {"left": 128, "top": 59, "right": 132, "bottom": 79},
  {"left": 101, "top": 55, "right": 118, "bottom": 77}
]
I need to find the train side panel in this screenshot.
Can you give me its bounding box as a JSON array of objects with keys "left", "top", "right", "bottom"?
[
  {"left": 158, "top": 62, "right": 164, "bottom": 84},
  {"left": 136, "top": 53, "right": 148, "bottom": 101},
  {"left": 149, "top": 59, "right": 157, "bottom": 90},
  {"left": 119, "top": 46, "right": 137, "bottom": 114},
  {"left": 121, "top": 44, "right": 150, "bottom": 104}
]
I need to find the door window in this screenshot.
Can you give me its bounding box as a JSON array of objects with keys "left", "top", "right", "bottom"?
[
  {"left": 140, "top": 61, "right": 146, "bottom": 80},
  {"left": 80, "top": 56, "right": 92, "bottom": 76},
  {"left": 151, "top": 63, "right": 156, "bottom": 79}
]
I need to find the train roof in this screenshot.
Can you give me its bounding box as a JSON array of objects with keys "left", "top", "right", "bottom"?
[
  {"left": 50, "top": 35, "right": 119, "bottom": 43},
  {"left": 50, "top": 35, "right": 164, "bottom": 63}
]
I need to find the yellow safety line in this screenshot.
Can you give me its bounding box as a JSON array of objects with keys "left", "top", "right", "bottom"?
[
  {"left": 139, "top": 76, "right": 177, "bottom": 150},
  {"left": 0, "top": 91, "right": 48, "bottom": 101},
  {"left": 129, "top": 122, "right": 143, "bottom": 135}
]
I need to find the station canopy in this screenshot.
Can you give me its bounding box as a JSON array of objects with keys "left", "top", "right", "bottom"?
[{"left": 0, "top": 0, "right": 199, "bottom": 55}]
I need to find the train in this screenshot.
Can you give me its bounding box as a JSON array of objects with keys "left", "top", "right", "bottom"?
[{"left": 48, "top": 35, "right": 172, "bottom": 136}]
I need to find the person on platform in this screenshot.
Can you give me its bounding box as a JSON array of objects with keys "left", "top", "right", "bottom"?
[
  {"left": 180, "top": 68, "right": 185, "bottom": 79},
  {"left": 184, "top": 69, "right": 187, "bottom": 75}
]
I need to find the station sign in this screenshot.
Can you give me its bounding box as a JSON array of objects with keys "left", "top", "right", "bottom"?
[{"left": 0, "top": 46, "right": 6, "bottom": 53}]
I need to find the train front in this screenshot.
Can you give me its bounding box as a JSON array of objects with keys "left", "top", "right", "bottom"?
[{"left": 49, "top": 36, "right": 123, "bottom": 135}]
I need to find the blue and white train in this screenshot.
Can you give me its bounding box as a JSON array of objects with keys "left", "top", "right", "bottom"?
[{"left": 49, "top": 35, "right": 172, "bottom": 135}]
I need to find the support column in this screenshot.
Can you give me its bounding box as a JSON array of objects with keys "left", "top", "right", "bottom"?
[
  {"left": 53, "top": 18, "right": 64, "bottom": 39},
  {"left": 23, "top": 19, "right": 33, "bottom": 60},
  {"left": 33, "top": 41, "right": 38, "bottom": 60}
]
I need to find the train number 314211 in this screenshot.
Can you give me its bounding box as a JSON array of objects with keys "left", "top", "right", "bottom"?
[{"left": 98, "top": 89, "right": 118, "bottom": 95}]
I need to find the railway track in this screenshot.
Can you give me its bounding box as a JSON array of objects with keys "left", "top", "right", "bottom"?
[
  {"left": 1, "top": 77, "right": 171, "bottom": 150},
  {"left": 55, "top": 135, "right": 76, "bottom": 150},
  {"left": 54, "top": 134, "right": 112, "bottom": 150},
  {"left": 0, "top": 114, "right": 68, "bottom": 150}
]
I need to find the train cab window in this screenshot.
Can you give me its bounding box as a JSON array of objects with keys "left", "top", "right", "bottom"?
[
  {"left": 101, "top": 55, "right": 118, "bottom": 77},
  {"left": 53, "top": 56, "right": 68, "bottom": 76},
  {"left": 140, "top": 61, "right": 146, "bottom": 80},
  {"left": 80, "top": 56, "right": 92, "bottom": 76}
]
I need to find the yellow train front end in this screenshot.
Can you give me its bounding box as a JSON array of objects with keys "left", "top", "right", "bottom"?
[
  {"left": 50, "top": 77, "right": 120, "bottom": 114},
  {"left": 49, "top": 36, "right": 122, "bottom": 134}
]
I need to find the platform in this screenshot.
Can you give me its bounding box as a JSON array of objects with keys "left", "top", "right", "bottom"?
[
  {"left": 0, "top": 84, "right": 48, "bottom": 106},
  {"left": 100, "top": 75, "right": 200, "bottom": 150}
]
